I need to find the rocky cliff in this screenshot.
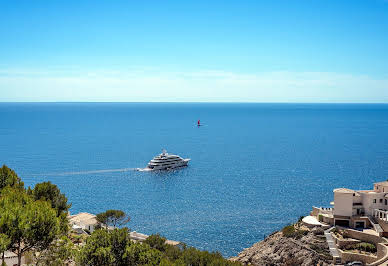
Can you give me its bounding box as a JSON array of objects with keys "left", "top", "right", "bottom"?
[{"left": 231, "top": 226, "right": 332, "bottom": 266}]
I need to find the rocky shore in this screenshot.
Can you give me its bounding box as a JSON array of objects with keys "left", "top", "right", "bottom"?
[{"left": 231, "top": 224, "right": 332, "bottom": 266}]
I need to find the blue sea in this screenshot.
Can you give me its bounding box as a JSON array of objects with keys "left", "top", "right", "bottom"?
[{"left": 1, "top": 103, "right": 388, "bottom": 256}]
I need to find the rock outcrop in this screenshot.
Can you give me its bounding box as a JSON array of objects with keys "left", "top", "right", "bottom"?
[{"left": 231, "top": 227, "right": 332, "bottom": 266}]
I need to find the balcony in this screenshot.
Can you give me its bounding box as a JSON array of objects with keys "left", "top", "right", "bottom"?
[{"left": 373, "top": 209, "right": 388, "bottom": 223}]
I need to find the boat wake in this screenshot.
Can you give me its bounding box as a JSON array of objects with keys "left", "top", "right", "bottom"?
[
  {"left": 134, "top": 168, "right": 153, "bottom": 172},
  {"left": 28, "top": 168, "right": 134, "bottom": 176}
]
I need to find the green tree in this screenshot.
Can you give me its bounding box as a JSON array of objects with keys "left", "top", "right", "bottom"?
[
  {"left": 30, "top": 181, "right": 71, "bottom": 216},
  {"left": 78, "top": 228, "right": 132, "bottom": 266},
  {"left": 35, "top": 236, "right": 76, "bottom": 266},
  {"left": 0, "top": 233, "right": 11, "bottom": 265},
  {"left": 0, "top": 188, "right": 60, "bottom": 266},
  {"left": 144, "top": 234, "right": 167, "bottom": 252},
  {"left": 0, "top": 165, "right": 24, "bottom": 192},
  {"left": 123, "top": 242, "right": 162, "bottom": 266},
  {"left": 96, "top": 209, "right": 130, "bottom": 229},
  {"left": 110, "top": 228, "right": 131, "bottom": 266},
  {"left": 78, "top": 229, "right": 114, "bottom": 266}
]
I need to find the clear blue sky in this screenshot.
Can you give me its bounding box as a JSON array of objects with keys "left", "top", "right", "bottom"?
[{"left": 1, "top": 0, "right": 388, "bottom": 102}]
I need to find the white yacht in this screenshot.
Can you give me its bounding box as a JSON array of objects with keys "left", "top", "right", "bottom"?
[{"left": 143, "top": 149, "right": 190, "bottom": 171}]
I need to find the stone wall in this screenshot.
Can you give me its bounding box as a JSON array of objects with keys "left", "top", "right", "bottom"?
[
  {"left": 377, "top": 218, "right": 388, "bottom": 232},
  {"left": 331, "top": 232, "right": 360, "bottom": 249},
  {"left": 368, "top": 243, "right": 388, "bottom": 266},
  {"left": 338, "top": 229, "right": 388, "bottom": 266},
  {"left": 377, "top": 243, "right": 387, "bottom": 261},
  {"left": 343, "top": 229, "right": 383, "bottom": 245},
  {"left": 338, "top": 249, "right": 378, "bottom": 265}
]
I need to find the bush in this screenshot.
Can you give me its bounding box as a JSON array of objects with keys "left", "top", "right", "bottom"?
[
  {"left": 282, "top": 225, "right": 296, "bottom": 237},
  {"left": 294, "top": 229, "right": 309, "bottom": 240},
  {"left": 144, "top": 234, "right": 167, "bottom": 252},
  {"left": 78, "top": 229, "right": 241, "bottom": 266},
  {"left": 345, "top": 242, "right": 377, "bottom": 253},
  {"left": 282, "top": 225, "right": 309, "bottom": 239},
  {"left": 313, "top": 227, "right": 324, "bottom": 235}
]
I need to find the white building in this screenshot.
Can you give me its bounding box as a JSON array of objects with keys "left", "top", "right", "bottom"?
[
  {"left": 313, "top": 181, "right": 388, "bottom": 235},
  {"left": 69, "top": 212, "right": 99, "bottom": 233}
]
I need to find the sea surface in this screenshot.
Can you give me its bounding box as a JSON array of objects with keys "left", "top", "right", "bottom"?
[{"left": 1, "top": 103, "right": 388, "bottom": 256}]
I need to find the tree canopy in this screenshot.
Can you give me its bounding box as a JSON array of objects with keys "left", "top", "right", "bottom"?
[
  {"left": 0, "top": 165, "right": 24, "bottom": 192},
  {"left": 29, "top": 181, "right": 71, "bottom": 216},
  {"left": 96, "top": 209, "right": 130, "bottom": 228},
  {"left": 0, "top": 233, "right": 11, "bottom": 265},
  {"left": 79, "top": 231, "right": 240, "bottom": 266},
  {"left": 0, "top": 187, "right": 60, "bottom": 266}
]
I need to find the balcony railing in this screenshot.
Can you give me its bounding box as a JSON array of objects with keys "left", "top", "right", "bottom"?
[{"left": 373, "top": 209, "right": 388, "bottom": 223}]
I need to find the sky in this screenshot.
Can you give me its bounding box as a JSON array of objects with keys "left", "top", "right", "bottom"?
[{"left": 0, "top": 0, "right": 388, "bottom": 102}]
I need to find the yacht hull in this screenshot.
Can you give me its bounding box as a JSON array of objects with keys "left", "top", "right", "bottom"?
[{"left": 137, "top": 150, "right": 190, "bottom": 171}]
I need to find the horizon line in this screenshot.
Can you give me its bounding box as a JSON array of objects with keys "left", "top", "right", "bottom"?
[{"left": 1, "top": 101, "right": 388, "bottom": 104}]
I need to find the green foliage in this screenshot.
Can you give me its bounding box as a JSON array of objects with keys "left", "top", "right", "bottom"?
[
  {"left": 79, "top": 229, "right": 240, "bottom": 266},
  {"left": 58, "top": 212, "right": 70, "bottom": 236},
  {"left": 345, "top": 242, "right": 377, "bottom": 253},
  {"left": 0, "top": 234, "right": 10, "bottom": 253},
  {"left": 30, "top": 181, "right": 71, "bottom": 216},
  {"left": 0, "top": 167, "right": 240, "bottom": 266},
  {"left": 96, "top": 209, "right": 130, "bottom": 228},
  {"left": 35, "top": 236, "right": 76, "bottom": 266},
  {"left": 123, "top": 242, "right": 162, "bottom": 265},
  {"left": 78, "top": 228, "right": 132, "bottom": 266},
  {"left": 110, "top": 228, "right": 131, "bottom": 266},
  {"left": 0, "top": 233, "right": 11, "bottom": 265},
  {"left": 23, "top": 200, "right": 59, "bottom": 250},
  {"left": 144, "top": 234, "right": 167, "bottom": 252},
  {"left": 281, "top": 224, "right": 308, "bottom": 239},
  {"left": 0, "top": 165, "right": 24, "bottom": 192},
  {"left": 78, "top": 229, "right": 114, "bottom": 266},
  {"left": 282, "top": 225, "right": 296, "bottom": 237},
  {"left": 0, "top": 188, "right": 60, "bottom": 265}
]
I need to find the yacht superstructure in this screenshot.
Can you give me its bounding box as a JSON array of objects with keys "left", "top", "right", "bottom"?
[{"left": 142, "top": 150, "right": 190, "bottom": 171}]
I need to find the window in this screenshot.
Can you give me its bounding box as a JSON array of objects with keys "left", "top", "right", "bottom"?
[
  {"left": 374, "top": 199, "right": 377, "bottom": 203},
  {"left": 381, "top": 199, "right": 383, "bottom": 203},
  {"left": 385, "top": 199, "right": 387, "bottom": 205}
]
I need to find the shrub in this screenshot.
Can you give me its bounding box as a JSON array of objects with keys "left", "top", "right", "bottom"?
[
  {"left": 345, "top": 242, "right": 377, "bottom": 253},
  {"left": 294, "top": 229, "right": 309, "bottom": 239},
  {"left": 282, "top": 225, "right": 296, "bottom": 237},
  {"left": 313, "top": 227, "right": 324, "bottom": 235},
  {"left": 144, "top": 234, "right": 167, "bottom": 252}
]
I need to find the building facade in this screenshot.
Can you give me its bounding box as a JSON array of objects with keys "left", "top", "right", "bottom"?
[{"left": 313, "top": 181, "right": 388, "bottom": 235}]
